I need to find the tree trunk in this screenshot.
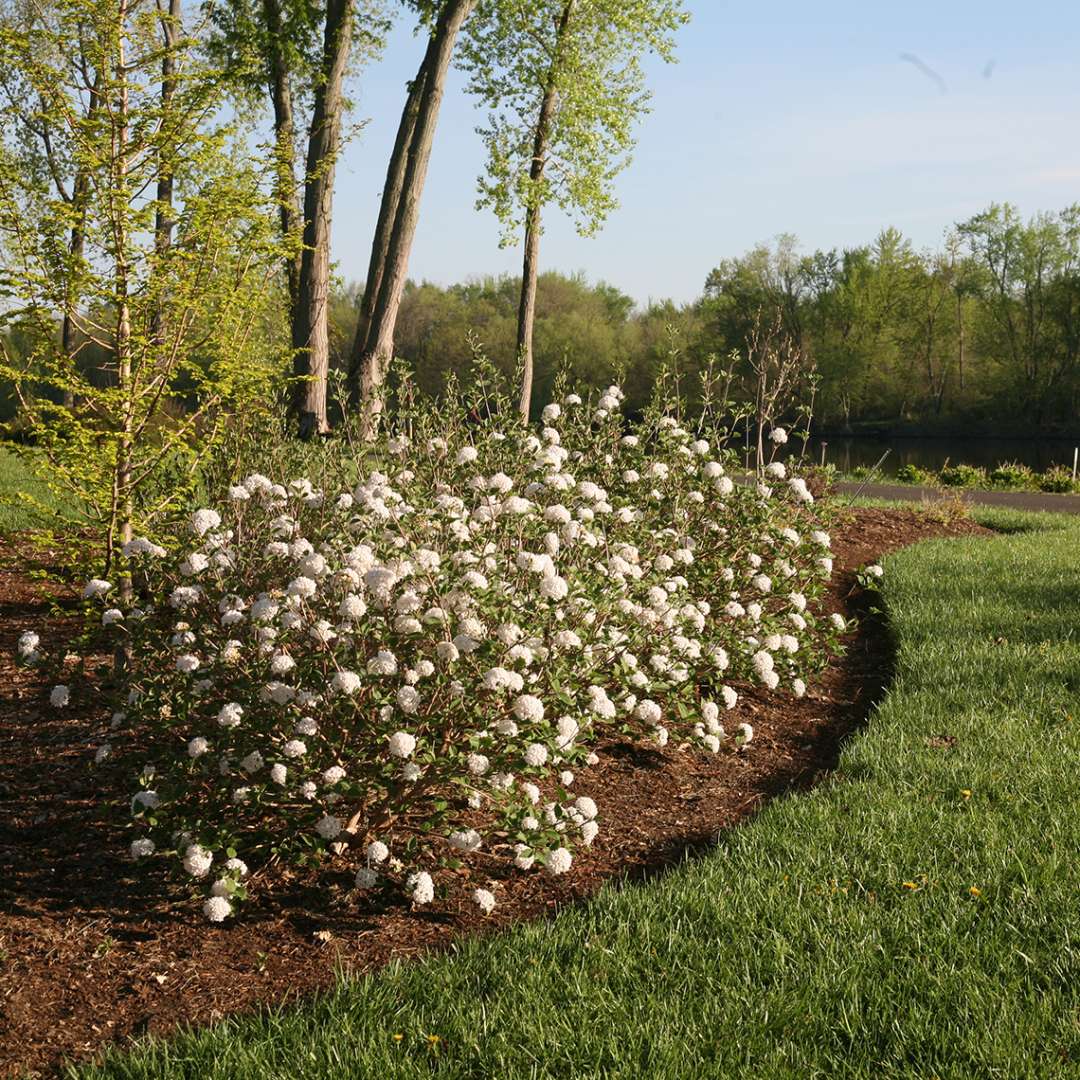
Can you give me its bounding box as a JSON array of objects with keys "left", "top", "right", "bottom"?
[
  {"left": 347, "top": 53, "right": 431, "bottom": 397},
  {"left": 261, "top": 0, "right": 302, "bottom": 311},
  {"left": 112, "top": 0, "right": 135, "bottom": 624},
  {"left": 957, "top": 291, "right": 965, "bottom": 391},
  {"left": 292, "top": 0, "right": 354, "bottom": 439},
  {"left": 516, "top": 0, "right": 574, "bottom": 421},
  {"left": 60, "top": 72, "right": 102, "bottom": 411},
  {"left": 351, "top": 0, "right": 475, "bottom": 435},
  {"left": 60, "top": 205, "right": 87, "bottom": 412},
  {"left": 151, "top": 0, "right": 181, "bottom": 349},
  {"left": 516, "top": 187, "right": 546, "bottom": 421}
]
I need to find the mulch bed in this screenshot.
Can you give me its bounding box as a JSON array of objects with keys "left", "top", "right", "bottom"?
[{"left": 0, "top": 507, "right": 989, "bottom": 1078}]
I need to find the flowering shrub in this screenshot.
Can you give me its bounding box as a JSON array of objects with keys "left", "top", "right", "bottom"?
[{"left": 26, "top": 386, "right": 848, "bottom": 920}]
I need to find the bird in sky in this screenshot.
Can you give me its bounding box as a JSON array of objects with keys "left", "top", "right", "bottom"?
[{"left": 899, "top": 52, "right": 947, "bottom": 95}]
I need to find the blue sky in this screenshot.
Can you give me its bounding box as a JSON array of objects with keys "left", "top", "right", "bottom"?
[{"left": 331, "top": 0, "right": 1080, "bottom": 306}]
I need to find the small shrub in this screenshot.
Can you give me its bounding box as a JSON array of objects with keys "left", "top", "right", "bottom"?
[
  {"left": 938, "top": 463, "right": 987, "bottom": 488},
  {"left": 1037, "top": 465, "right": 1079, "bottom": 493},
  {"left": 919, "top": 491, "right": 971, "bottom": 524},
  {"left": 989, "top": 461, "right": 1035, "bottom": 490},
  {"left": 895, "top": 463, "right": 935, "bottom": 485}
]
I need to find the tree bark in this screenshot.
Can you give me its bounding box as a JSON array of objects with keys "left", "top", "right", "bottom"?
[
  {"left": 292, "top": 0, "right": 354, "bottom": 438},
  {"left": 516, "top": 187, "right": 546, "bottom": 422},
  {"left": 60, "top": 69, "right": 103, "bottom": 411},
  {"left": 151, "top": 0, "right": 181, "bottom": 350},
  {"left": 261, "top": 0, "right": 303, "bottom": 311},
  {"left": 516, "top": 0, "right": 574, "bottom": 421},
  {"left": 111, "top": 0, "right": 135, "bottom": 628},
  {"left": 351, "top": 0, "right": 475, "bottom": 435},
  {"left": 347, "top": 52, "right": 430, "bottom": 398},
  {"left": 60, "top": 176, "right": 89, "bottom": 412},
  {"left": 957, "top": 291, "right": 965, "bottom": 391}
]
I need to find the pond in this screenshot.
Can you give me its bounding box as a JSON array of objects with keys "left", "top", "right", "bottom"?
[{"left": 772, "top": 436, "right": 1080, "bottom": 476}]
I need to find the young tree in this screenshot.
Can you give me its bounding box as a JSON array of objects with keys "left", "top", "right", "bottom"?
[
  {"left": 348, "top": 0, "right": 475, "bottom": 434},
  {"left": 460, "top": 0, "right": 686, "bottom": 420},
  {"left": 210, "top": 0, "right": 387, "bottom": 437},
  {"left": 0, "top": 0, "right": 282, "bottom": 576}
]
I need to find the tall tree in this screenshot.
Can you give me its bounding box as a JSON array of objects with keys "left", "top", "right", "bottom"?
[
  {"left": 460, "top": 0, "right": 686, "bottom": 419},
  {"left": 210, "top": 0, "right": 387, "bottom": 437},
  {"left": 291, "top": 0, "right": 354, "bottom": 437},
  {"left": 151, "top": 0, "right": 182, "bottom": 350},
  {"left": 348, "top": 0, "right": 475, "bottom": 434}
]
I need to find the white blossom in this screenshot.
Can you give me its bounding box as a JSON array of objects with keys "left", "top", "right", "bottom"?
[
  {"left": 513, "top": 694, "right": 545, "bottom": 723},
  {"left": 187, "top": 737, "right": 210, "bottom": 758},
  {"left": 316, "top": 815, "right": 343, "bottom": 840},
  {"left": 331, "top": 670, "right": 362, "bottom": 696},
  {"left": 183, "top": 844, "right": 213, "bottom": 878},
  {"left": 407, "top": 870, "right": 435, "bottom": 904},
  {"left": 388, "top": 731, "right": 417, "bottom": 758},
  {"left": 545, "top": 847, "right": 573, "bottom": 874},
  {"left": 191, "top": 508, "right": 222, "bottom": 536},
  {"left": 203, "top": 895, "right": 232, "bottom": 922}
]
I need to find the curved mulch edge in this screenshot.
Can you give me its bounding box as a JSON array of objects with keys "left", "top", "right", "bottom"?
[{"left": 0, "top": 507, "right": 990, "bottom": 1078}]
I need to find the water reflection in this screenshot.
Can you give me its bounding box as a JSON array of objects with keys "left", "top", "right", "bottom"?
[{"left": 775, "top": 437, "right": 1079, "bottom": 475}]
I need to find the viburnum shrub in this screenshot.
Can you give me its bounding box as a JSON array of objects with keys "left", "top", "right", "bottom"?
[{"left": 23, "top": 385, "right": 849, "bottom": 921}]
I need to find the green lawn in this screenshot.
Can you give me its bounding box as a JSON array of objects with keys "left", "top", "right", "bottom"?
[
  {"left": 71, "top": 511, "right": 1080, "bottom": 1079},
  {"left": 0, "top": 443, "right": 79, "bottom": 532}
]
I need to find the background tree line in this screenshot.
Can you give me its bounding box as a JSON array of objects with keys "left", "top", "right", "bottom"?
[
  {"left": 7, "top": 202, "right": 1079, "bottom": 441},
  {"left": 317, "top": 203, "right": 1078, "bottom": 434}
]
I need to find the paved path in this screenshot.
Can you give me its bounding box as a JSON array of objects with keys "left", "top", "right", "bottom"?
[{"left": 834, "top": 482, "right": 1080, "bottom": 515}]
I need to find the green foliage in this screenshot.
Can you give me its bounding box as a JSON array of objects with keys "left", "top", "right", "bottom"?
[
  {"left": 988, "top": 460, "right": 1034, "bottom": 490},
  {"left": 957, "top": 202, "right": 1080, "bottom": 424},
  {"left": 1036, "top": 464, "right": 1079, "bottom": 494},
  {"left": 938, "top": 463, "right": 988, "bottom": 488},
  {"left": 207, "top": 0, "right": 391, "bottom": 119},
  {"left": 700, "top": 207, "right": 1080, "bottom": 431},
  {"left": 886, "top": 459, "right": 1078, "bottom": 494},
  {"left": 0, "top": 0, "right": 286, "bottom": 568},
  {"left": 332, "top": 271, "right": 689, "bottom": 414},
  {"left": 330, "top": 204, "right": 1080, "bottom": 435},
  {"left": 459, "top": 0, "right": 687, "bottom": 244},
  {"left": 894, "top": 463, "right": 935, "bottom": 485}
]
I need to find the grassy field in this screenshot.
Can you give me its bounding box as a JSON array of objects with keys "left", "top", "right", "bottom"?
[
  {"left": 0, "top": 444, "right": 78, "bottom": 531},
  {"left": 70, "top": 509, "right": 1080, "bottom": 1079}
]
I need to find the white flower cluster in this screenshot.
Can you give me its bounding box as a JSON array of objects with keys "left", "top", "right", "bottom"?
[{"left": 57, "top": 385, "right": 848, "bottom": 920}]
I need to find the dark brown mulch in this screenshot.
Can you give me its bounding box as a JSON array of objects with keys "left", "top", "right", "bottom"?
[{"left": 0, "top": 507, "right": 989, "bottom": 1078}]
